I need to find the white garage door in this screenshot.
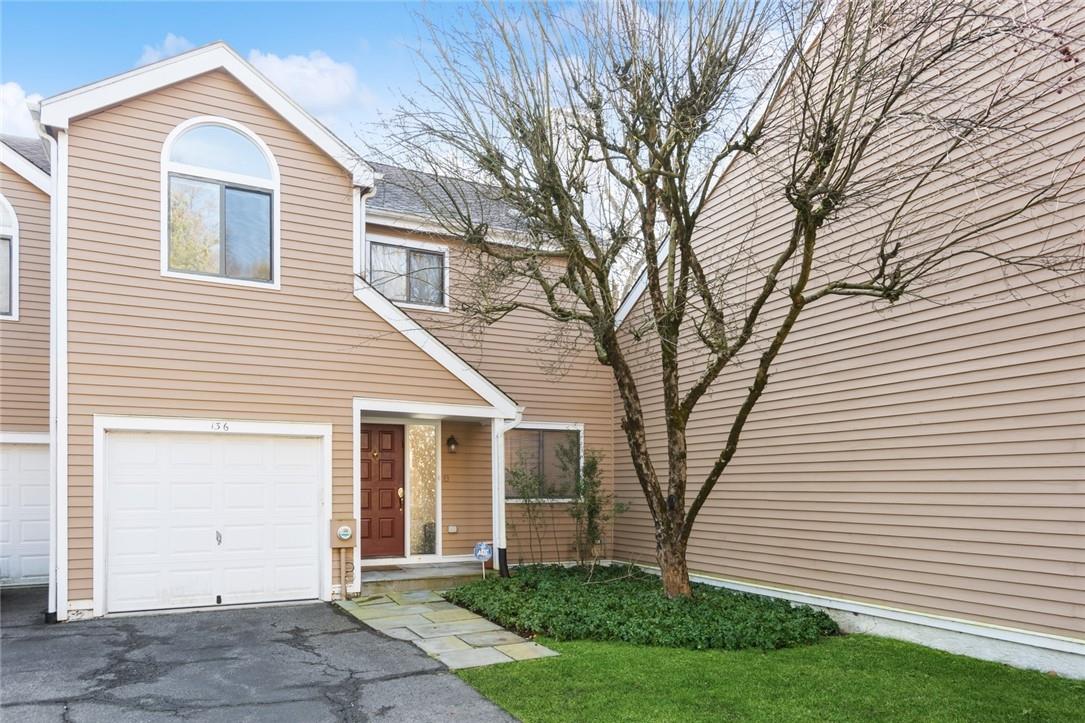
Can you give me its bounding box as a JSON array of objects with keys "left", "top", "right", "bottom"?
[
  {"left": 0, "top": 443, "right": 50, "bottom": 587},
  {"left": 105, "top": 432, "right": 323, "bottom": 613}
]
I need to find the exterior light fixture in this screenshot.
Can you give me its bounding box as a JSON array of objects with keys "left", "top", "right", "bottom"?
[{"left": 446, "top": 435, "right": 459, "bottom": 454}]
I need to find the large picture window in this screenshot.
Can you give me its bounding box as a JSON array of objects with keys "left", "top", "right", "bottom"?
[
  {"left": 162, "top": 118, "right": 278, "bottom": 286},
  {"left": 369, "top": 241, "right": 446, "bottom": 308},
  {"left": 505, "top": 425, "right": 583, "bottom": 501}
]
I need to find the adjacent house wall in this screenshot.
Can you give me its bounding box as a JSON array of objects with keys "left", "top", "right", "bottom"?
[
  {"left": 369, "top": 224, "right": 615, "bottom": 561},
  {"left": 0, "top": 162, "right": 50, "bottom": 432},
  {"left": 61, "top": 70, "right": 491, "bottom": 601},
  {"left": 610, "top": 11, "right": 1085, "bottom": 641}
]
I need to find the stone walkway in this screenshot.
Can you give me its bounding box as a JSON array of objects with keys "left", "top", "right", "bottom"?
[{"left": 336, "top": 590, "right": 558, "bottom": 669}]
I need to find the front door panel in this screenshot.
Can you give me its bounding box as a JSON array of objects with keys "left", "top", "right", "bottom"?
[{"left": 360, "top": 424, "right": 405, "bottom": 558}]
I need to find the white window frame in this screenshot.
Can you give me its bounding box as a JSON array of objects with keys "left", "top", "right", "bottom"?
[
  {"left": 362, "top": 231, "right": 450, "bottom": 312},
  {"left": 0, "top": 192, "right": 18, "bottom": 320},
  {"left": 159, "top": 115, "right": 281, "bottom": 290},
  {"left": 505, "top": 421, "right": 584, "bottom": 504}
]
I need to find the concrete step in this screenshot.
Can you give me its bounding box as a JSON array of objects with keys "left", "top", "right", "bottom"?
[{"left": 356, "top": 564, "right": 487, "bottom": 595}]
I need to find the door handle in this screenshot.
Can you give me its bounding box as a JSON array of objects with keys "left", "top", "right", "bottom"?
[{"left": 397, "top": 487, "right": 404, "bottom": 510}]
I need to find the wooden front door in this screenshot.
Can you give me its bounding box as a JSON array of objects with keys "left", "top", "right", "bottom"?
[{"left": 360, "top": 424, "right": 405, "bottom": 558}]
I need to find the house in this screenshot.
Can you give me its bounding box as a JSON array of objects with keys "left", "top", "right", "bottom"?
[
  {"left": 0, "top": 42, "right": 611, "bottom": 620},
  {"left": 0, "top": 32, "right": 1080, "bottom": 680}
]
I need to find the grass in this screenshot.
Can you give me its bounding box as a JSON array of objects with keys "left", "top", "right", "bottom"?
[
  {"left": 457, "top": 634, "right": 1085, "bottom": 722},
  {"left": 443, "top": 564, "right": 837, "bottom": 650}
]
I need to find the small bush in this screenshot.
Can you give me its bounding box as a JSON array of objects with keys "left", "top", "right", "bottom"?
[{"left": 444, "top": 564, "right": 838, "bottom": 651}]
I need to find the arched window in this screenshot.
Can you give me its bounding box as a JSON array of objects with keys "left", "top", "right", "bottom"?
[
  {"left": 162, "top": 117, "right": 279, "bottom": 286},
  {"left": 0, "top": 193, "right": 18, "bottom": 318}
]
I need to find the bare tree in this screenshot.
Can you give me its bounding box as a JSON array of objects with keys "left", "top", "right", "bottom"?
[{"left": 381, "top": 0, "right": 1084, "bottom": 597}]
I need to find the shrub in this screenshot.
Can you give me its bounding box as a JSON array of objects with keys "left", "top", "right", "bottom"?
[{"left": 444, "top": 564, "right": 838, "bottom": 651}]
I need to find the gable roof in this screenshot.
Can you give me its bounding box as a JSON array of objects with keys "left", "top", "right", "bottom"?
[
  {"left": 38, "top": 41, "right": 374, "bottom": 188},
  {"left": 367, "top": 161, "right": 521, "bottom": 232},
  {"left": 0, "top": 134, "right": 50, "bottom": 173},
  {"left": 0, "top": 134, "right": 52, "bottom": 195}
]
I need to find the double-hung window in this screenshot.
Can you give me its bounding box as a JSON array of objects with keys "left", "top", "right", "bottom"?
[
  {"left": 369, "top": 240, "right": 447, "bottom": 308},
  {"left": 163, "top": 119, "right": 278, "bottom": 286}
]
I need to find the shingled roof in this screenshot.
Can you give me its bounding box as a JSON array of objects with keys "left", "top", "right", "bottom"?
[
  {"left": 367, "top": 161, "right": 520, "bottom": 232},
  {"left": 0, "top": 134, "right": 50, "bottom": 174}
]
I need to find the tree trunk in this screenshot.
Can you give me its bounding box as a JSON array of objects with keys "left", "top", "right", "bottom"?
[{"left": 658, "top": 534, "right": 692, "bottom": 598}]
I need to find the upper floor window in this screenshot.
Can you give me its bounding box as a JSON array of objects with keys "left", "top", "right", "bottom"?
[
  {"left": 0, "top": 193, "right": 17, "bottom": 319},
  {"left": 162, "top": 118, "right": 279, "bottom": 287},
  {"left": 368, "top": 238, "right": 448, "bottom": 309}
]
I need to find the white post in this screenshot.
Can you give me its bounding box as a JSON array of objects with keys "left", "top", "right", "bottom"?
[{"left": 490, "top": 420, "right": 506, "bottom": 571}]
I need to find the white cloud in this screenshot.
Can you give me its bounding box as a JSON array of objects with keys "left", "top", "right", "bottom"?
[
  {"left": 247, "top": 49, "right": 383, "bottom": 150},
  {"left": 0, "top": 82, "right": 43, "bottom": 137},
  {"left": 138, "top": 33, "right": 195, "bottom": 66},
  {"left": 247, "top": 49, "right": 372, "bottom": 114}
]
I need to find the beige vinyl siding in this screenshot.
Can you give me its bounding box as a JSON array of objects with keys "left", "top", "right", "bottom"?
[
  {"left": 63, "top": 70, "right": 489, "bottom": 600},
  {"left": 371, "top": 223, "right": 615, "bottom": 560},
  {"left": 611, "top": 10, "right": 1085, "bottom": 639},
  {"left": 0, "top": 163, "right": 50, "bottom": 432}
]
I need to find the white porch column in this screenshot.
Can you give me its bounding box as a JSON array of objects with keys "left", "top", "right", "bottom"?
[{"left": 491, "top": 420, "right": 507, "bottom": 571}]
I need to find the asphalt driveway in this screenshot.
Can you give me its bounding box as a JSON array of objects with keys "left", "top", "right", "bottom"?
[{"left": 0, "top": 587, "right": 514, "bottom": 722}]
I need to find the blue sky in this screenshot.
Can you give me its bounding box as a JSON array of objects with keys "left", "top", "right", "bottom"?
[{"left": 1, "top": 1, "right": 470, "bottom": 150}]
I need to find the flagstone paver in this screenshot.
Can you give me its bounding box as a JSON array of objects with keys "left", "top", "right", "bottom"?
[
  {"left": 382, "top": 627, "right": 421, "bottom": 641},
  {"left": 458, "top": 630, "right": 526, "bottom": 647},
  {"left": 338, "top": 593, "right": 557, "bottom": 670},
  {"left": 436, "top": 647, "right": 514, "bottom": 670},
  {"left": 409, "top": 618, "right": 502, "bottom": 638},
  {"left": 366, "top": 614, "right": 433, "bottom": 630},
  {"left": 389, "top": 590, "right": 444, "bottom": 604},
  {"left": 423, "top": 608, "right": 482, "bottom": 623},
  {"left": 415, "top": 635, "right": 473, "bottom": 655},
  {"left": 353, "top": 603, "right": 435, "bottom": 620},
  {"left": 495, "top": 642, "right": 560, "bottom": 661}
]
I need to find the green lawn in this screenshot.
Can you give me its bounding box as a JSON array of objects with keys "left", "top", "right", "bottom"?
[{"left": 457, "top": 634, "right": 1085, "bottom": 722}]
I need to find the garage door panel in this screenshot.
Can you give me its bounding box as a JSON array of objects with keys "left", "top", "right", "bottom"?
[
  {"left": 0, "top": 443, "right": 51, "bottom": 586},
  {"left": 105, "top": 432, "right": 322, "bottom": 613}
]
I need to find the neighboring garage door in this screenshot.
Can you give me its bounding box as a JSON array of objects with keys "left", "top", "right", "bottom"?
[
  {"left": 0, "top": 443, "right": 50, "bottom": 587},
  {"left": 105, "top": 432, "right": 322, "bottom": 613}
]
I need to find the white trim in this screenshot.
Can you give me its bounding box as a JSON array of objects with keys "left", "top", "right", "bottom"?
[
  {"left": 367, "top": 208, "right": 523, "bottom": 248},
  {"left": 352, "top": 397, "right": 513, "bottom": 588},
  {"left": 39, "top": 42, "right": 373, "bottom": 188},
  {"left": 355, "top": 415, "right": 443, "bottom": 560},
  {"left": 505, "top": 421, "right": 585, "bottom": 503},
  {"left": 159, "top": 116, "right": 281, "bottom": 290},
  {"left": 0, "top": 140, "right": 51, "bottom": 195},
  {"left": 492, "top": 415, "right": 523, "bottom": 553},
  {"left": 0, "top": 192, "right": 20, "bottom": 320},
  {"left": 626, "top": 562, "right": 1085, "bottom": 675},
  {"left": 0, "top": 432, "right": 50, "bottom": 444},
  {"left": 345, "top": 289, "right": 519, "bottom": 417},
  {"left": 91, "top": 415, "right": 334, "bottom": 617},
  {"left": 51, "top": 130, "right": 69, "bottom": 621},
  {"left": 352, "top": 397, "right": 510, "bottom": 420},
  {"left": 364, "top": 231, "right": 451, "bottom": 313}
]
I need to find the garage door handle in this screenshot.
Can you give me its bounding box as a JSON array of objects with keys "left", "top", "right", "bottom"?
[{"left": 216, "top": 531, "right": 222, "bottom": 546}]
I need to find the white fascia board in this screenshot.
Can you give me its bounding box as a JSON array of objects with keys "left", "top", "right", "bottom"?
[
  {"left": 351, "top": 283, "right": 518, "bottom": 418},
  {"left": 38, "top": 42, "right": 374, "bottom": 188},
  {"left": 0, "top": 142, "right": 51, "bottom": 195},
  {"left": 367, "top": 208, "right": 545, "bottom": 252}
]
